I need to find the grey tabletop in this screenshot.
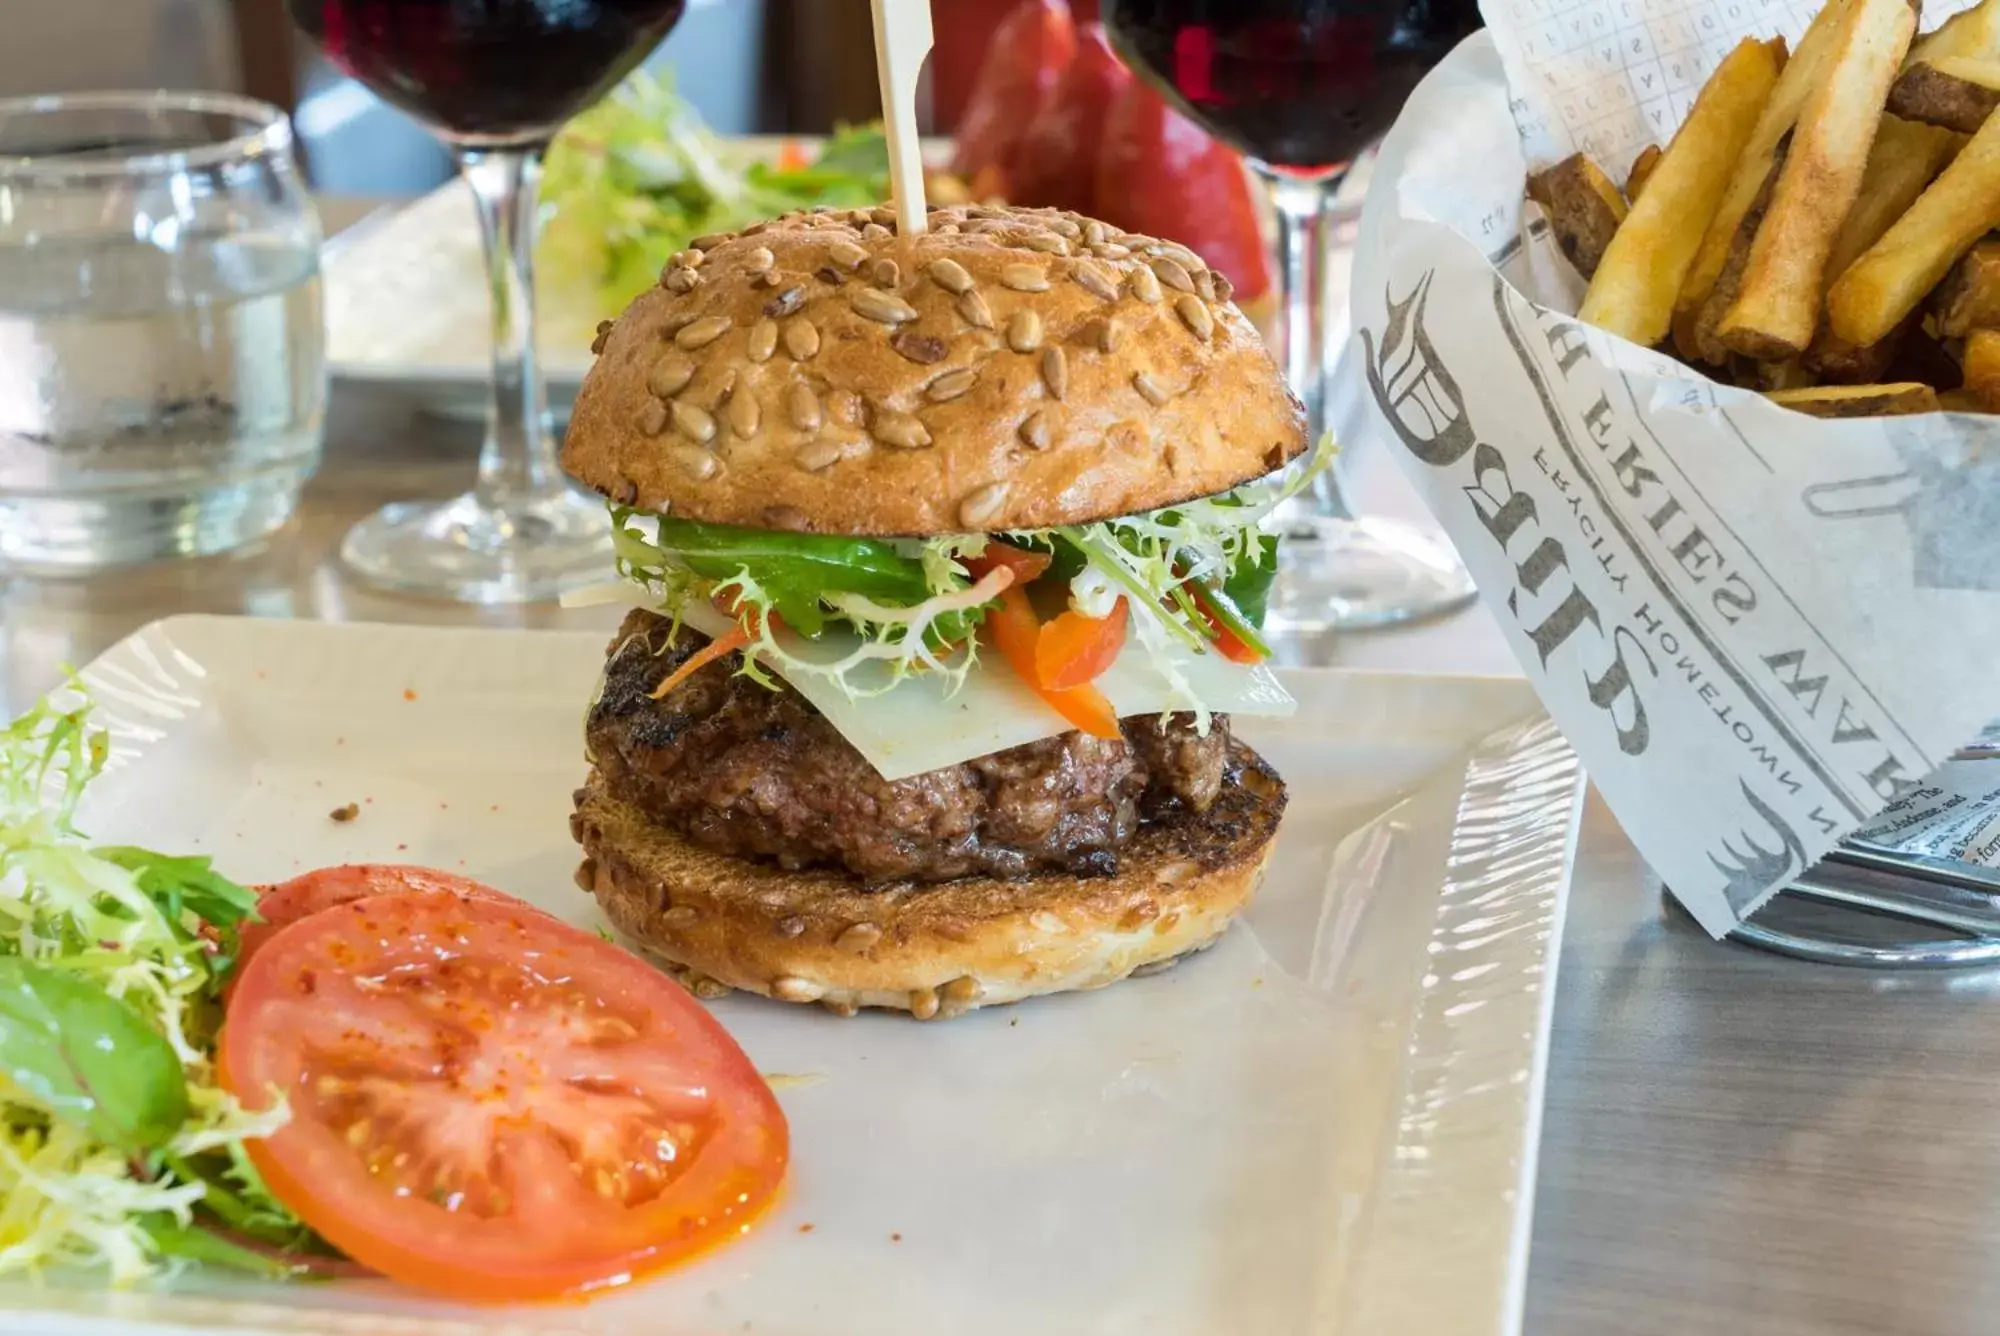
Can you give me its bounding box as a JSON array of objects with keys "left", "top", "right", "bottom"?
[{"left": 2, "top": 202, "right": 1994, "bottom": 1336}]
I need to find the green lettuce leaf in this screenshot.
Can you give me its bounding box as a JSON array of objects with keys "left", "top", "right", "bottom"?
[
  {"left": 94, "top": 849, "right": 257, "bottom": 933},
  {"left": 0, "top": 958, "right": 189, "bottom": 1156},
  {"left": 1222, "top": 533, "right": 1279, "bottom": 629}
]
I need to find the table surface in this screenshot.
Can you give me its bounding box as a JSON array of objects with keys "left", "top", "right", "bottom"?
[{"left": 5, "top": 202, "right": 1995, "bottom": 1336}]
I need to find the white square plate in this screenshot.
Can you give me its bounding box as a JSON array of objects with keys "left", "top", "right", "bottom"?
[{"left": 5, "top": 616, "right": 1581, "bottom": 1336}]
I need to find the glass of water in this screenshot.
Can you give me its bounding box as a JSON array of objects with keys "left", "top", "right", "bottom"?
[{"left": 0, "top": 92, "right": 325, "bottom": 573}]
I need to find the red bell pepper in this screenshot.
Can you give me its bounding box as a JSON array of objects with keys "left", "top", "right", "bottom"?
[
  {"left": 986, "top": 586, "right": 1121, "bottom": 739},
  {"left": 1094, "top": 77, "right": 1273, "bottom": 303},
  {"left": 1035, "top": 597, "right": 1129, "bottom": 689},
  {"left": 1006, "top": 24, "right": 1132, "bottom": 216},
  {"left": 950, "top": 0, "right": 1078, "bottom": 193}
]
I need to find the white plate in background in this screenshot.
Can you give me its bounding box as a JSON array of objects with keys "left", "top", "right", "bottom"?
[
  {"left": 6, "top": 615, "right": 1581, "bottom": 1336},
  {"left": 322, "top": 138, "right": 950, "bottom": 419}
]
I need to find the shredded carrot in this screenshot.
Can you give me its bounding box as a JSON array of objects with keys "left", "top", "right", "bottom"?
[{"left": 649, "top": 620, "right": 754, "bottom": 699}]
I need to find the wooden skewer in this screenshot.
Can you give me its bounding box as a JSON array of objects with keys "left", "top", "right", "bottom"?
[{"left": 869, "top": 0, "right": 933, "bottom": 237}]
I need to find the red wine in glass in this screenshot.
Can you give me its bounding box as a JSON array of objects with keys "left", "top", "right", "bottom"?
[
  {"left": 286, "top": 0, "right": 688, "bottom": 603},
  {"left": 1103, "top": 0, "right": 1481, "bottom": 175},
  {"left": 290, "top": 0, "right": 688, "bottom": 145},
  {"left": 1103, "top": 0, "right": 1482, "bottom": 631}
]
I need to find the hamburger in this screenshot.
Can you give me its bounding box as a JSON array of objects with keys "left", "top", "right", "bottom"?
[{"left": 561, "top": 202, "right": 1307, "bottom": 1019}]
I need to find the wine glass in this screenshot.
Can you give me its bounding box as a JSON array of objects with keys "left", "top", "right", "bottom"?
[
  {"left": 1101, "top": 0, "right": 1481, "bottom": 631},
  {"left": 288, "top": 0, "right": 688, "bottom": 603}
]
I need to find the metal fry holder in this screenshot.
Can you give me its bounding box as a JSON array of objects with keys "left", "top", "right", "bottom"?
[
  {"left": 1729, "top": 844, "right": 2000, "bottom": 968},
  {"left": 1714, "top": 739, "right": 2000, "bottom": 967}
]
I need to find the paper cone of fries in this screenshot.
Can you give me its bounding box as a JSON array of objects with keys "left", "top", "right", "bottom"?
[{"left": 1350, "top": 0, "right": 2000, "bottom": 935}]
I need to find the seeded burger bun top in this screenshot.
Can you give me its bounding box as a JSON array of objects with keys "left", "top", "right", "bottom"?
[{"left": 561, "top": 203, "right": 1307, "bottom": 535}]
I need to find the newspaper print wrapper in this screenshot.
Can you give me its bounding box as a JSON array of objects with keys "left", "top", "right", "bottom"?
[
  {"left": 1350, "top": 9, "right": 2000, "bottom": 938},
  {"left": 1851, "top": 718, "right": 2000, "bottom": 865}
]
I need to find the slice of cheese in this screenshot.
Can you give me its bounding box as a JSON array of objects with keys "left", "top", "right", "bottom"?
[{"left": 674, "top": 601, "right": 1296, "bottom": 780}]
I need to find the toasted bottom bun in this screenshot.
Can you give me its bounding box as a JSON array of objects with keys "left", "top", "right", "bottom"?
[{"left": 570, "top": 739, "right": 1287, "bottom": 1019}]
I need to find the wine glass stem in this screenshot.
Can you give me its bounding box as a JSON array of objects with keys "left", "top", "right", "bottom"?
[
  {"left": 1261, "top": 166, "right": 1351, "bottom": 521},
  {"left": 459, "top": 146, "right": 561, "bottom": 515}
]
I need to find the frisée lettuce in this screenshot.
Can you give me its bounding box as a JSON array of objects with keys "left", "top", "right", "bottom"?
[
  {"left": 607, "top": 513, "right": 994, "bottom": 696},
  {"left": 585, "top": 446, "right": 1327, "bottom": 715},
  {"left": 0, "top": 691, "right": 334, "bottom": 1283}
]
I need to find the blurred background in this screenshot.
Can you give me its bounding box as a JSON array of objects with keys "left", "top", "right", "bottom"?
[
  {"left": 0, "top": 0, "right": 1470, "bottom": 623},
  {"left": 0, "top": 0, "right": 1072, "bottom": 195}
]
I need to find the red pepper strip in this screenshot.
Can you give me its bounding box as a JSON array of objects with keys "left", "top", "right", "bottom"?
[
  {"left": 987, "top": 586, "right": 1121, "bottom": 739},
  {"left": 968, "top": 543, "right": 1120, "bottom": 734},
  {"left": 1035, "top": 597, "right": 1128, "bottom": 690},
  {"left": 1187, "top": 583, "right": 1266, "bottom": 665},
  {"left": 963, "top": 542, "right": 1054, "bottom": 585}
]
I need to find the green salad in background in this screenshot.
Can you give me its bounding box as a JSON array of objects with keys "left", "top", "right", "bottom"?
[{"left": 539, "top": 73, "right": 897, "bottom": 318}]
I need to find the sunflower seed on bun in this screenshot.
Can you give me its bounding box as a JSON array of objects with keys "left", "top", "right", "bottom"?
[{"left": 562, "top": 203, "right": 1305, "bottom": 535}]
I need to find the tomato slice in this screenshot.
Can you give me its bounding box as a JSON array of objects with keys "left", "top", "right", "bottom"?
[
  {"left": 221, "top": 891, "right": 788, "bottom": 1301},
  {"left": 236, "top": 864, "right": 525, "bottom": 981},
  {"left": 986, "top": 586, "right": 1122, "bottom": 739},
  {"left": 1035, "top": 597, "right": 1128, "bottom": 690}
]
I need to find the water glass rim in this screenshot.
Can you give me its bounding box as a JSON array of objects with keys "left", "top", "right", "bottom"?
[{"left": 0, "top": 90, "right": 294, "bottom": 180}]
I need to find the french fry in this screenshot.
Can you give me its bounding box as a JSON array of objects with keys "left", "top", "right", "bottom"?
[
  {"left": 1675, "top": 1, "right": 1847, "bottom": 338},
  {"left": 1910, "top": 0, "right": 2000, "bottom": 66},
  {"left": 1886, "top": 57, "right": 2000, "bottom": 132},
  {"left": 1935, "top": 235, "right": 2000, "bottom": 335},
  {"left": 1719, "top": 0, "right": 1920, "bottom": 361},
  {"left": 1827, "top": 111, "right": 2000, "bottom": 346},
  {"left": 1626, "top": 144, "right": 1663, "bottom": 201},
  {"left": 1938, "top": 387, "right": 1991, "bottom": 410},
  {"left": 1928, "top": 51, "right": 2000, "bottom": 77},
  {"left": 1742, "top": 1, "right": 1995, "bottom": 350},
  {"left": 1962, "top": 327, "right": 2000, "bottom": 408},
  {"left": 1811, "top": 11, "right": 1985, "bottom": 317},
  {"left": 1687, "top": 133, "right": 1792, "bottom": 365},
  {"left": 1579, "top": 38, "right": 1782, "bottom": 346},
  {"left": 1528, "top": 153, "right": 1629, "bottom": 278},
  {"left": 1824, "top": 115, "right": 1963, "bottom": 281},
  {"left": 1765, "top": 383, "right": 1942, "bottom": 416}
]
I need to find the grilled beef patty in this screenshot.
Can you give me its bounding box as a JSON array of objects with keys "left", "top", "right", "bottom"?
[{"left": 586, "top": 609, "right": 1231, "bottom": 884}]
